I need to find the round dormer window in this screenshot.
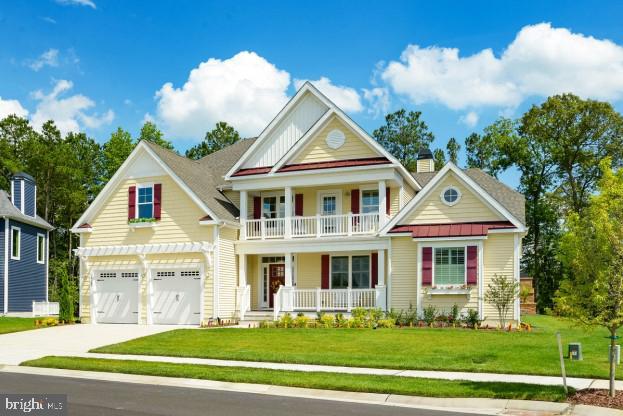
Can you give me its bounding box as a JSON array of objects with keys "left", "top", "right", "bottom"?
[
  {"left": 326, "top": 129, "right": 346, "bottom": 150},
  {"left": 441, "top": 186, "right": 461, "bottom": 206}
]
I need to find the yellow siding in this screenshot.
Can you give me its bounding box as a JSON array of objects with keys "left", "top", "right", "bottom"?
[
  {"left": 296, "top": 253, "right": 322, "bottom": 289},
  {"left": 223, "top": 190, "right": 240, "bottom": 209},
  {"left": 405, "top": 173, "right": 503, "bottom": 224},
  {"left": 389, "top": 237, "right": 418, "bottom": 311},
  {"left": 420, "top": 290, "right": 478, "bottom": 315},
  {"left": 417, "top": 159, "right": 435, "bottom": 173},
  {"left": 292, "top": 117, "right": 379, "bottom": 164},
  {"left": 84, "top": 175, "right": 213, "bottom": 247},
  {"left": 298, "top": 185, "right": 352, "bottom": 216},
  {"left": 247, "top": 255, "right": 260, "bottom": 310},
  {"left": 483, "top": 233, "right": 516, "bottom": 322},
  {"left": 218, "top": 226, "right": 238, "bottom": 318},
  {"left": 400, "top": 184, "right": 415, "bottom": 210}
]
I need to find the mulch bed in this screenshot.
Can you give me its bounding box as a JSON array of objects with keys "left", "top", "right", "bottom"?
[{"left": 568, "top": 389, "right": 623, "bottom": 409}]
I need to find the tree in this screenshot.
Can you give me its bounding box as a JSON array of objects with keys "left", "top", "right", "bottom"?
[
  {"left": 373, "top": 109, "right": 434, "bottom": 171},
  {"left": 484, "top": 274, "right": 519, "bottom": 329},
  {"left": 432, "top": 149, "right": 446, "bottom": 170},
  {"left": 53, "top": 259, "right": 76, "bottom": 323},
  {"left": 138, "top": 121, "right": 175, "bottom": 151},
  {"left": 445, "top": 137, "right": 460, "bottom": 165},
  {"left": 186, "top": 121, "right": 241, "bottom": 160},
  {"left": 556, "top": 159, "right": 623, "bottom": 397},
  {"left": 102, "top": 127, "right": 135, "bottom": 183},
  {"left": 464, "top": 118, "right": 516, "bottom": 178}
]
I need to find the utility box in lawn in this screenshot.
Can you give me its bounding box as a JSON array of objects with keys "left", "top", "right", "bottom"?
[{"left": 568, "top": 343, "right": 583, "bottom": 360}]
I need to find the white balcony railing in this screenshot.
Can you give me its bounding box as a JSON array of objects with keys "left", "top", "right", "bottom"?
[{"left": 245, "top": 213, "right": 382, "bottom": 240}]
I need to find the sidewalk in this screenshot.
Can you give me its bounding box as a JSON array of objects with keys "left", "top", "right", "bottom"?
[
  {"left": 79, "top": 351, "right": 622, "bottom": 391},
  {"left": 4, "top": 365, "right": 621, "bottom": 416}
]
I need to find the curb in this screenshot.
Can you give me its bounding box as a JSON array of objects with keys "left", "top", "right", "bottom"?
[{"left": 3, "top": 365, "right": 612, "bottom": 415}]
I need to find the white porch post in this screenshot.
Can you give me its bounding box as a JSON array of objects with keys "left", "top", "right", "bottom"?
[
  {"left": 376, "top": 249, "right": 387, "bottom": 311},
  {"left": 284, "top": 186, "right": 292, "bottom": 238},
  {"left": 240, "top": 190, "right": 247, "bottom": 240},
  {"left": 378, "top": 180, "right": 387, "bottom": 228},
  {"left": 283, "top": 252, "right": 294, "bottom": 311},
  {"left": 238, "top": 254, "right": 248, "bottom": 319}
]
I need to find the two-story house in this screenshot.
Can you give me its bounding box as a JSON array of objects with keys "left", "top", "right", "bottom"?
[
  {"left": 1, "top": 173, "right": 53, "bottom": 315},
  {"left": 72, "top": 82, "right": 526, "bottom": 325}
]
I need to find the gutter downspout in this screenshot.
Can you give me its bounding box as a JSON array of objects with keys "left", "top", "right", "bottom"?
[{"left": 212, "top": 225, "right": 221, "bottom": 320}]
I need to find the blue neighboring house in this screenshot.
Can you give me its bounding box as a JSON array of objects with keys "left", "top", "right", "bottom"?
[{"left": 0, "top": 173, "right": 53, "bottom": 314}]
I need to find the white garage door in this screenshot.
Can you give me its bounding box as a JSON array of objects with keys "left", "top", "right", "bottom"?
[
  {"left": 151, "top": 269, "right": 201, "bottom": 325},
  {"left": 94, "top": 271, "right": 139, "bottom": 324}
]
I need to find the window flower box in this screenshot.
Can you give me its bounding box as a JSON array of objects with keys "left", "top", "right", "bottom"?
[
  {"left": 128, "top": 217, "right": 158, "bottom": 228},
  {"left": 425, "top": 285, "right": 475, "bottom": 299}
]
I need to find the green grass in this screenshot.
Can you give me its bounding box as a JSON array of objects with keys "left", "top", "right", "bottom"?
[
  {"left": 0, "top": 317, "right": 40, "bottom": 334},
  {"left": 92, "top": 315, "right": 615, "bottom": 379},
  {"left": 21, "top": 356, "right": 569, "bottom": 402}
]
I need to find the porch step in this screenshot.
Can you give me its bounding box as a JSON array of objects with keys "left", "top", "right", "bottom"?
[{"left": 239, "top": 311, "right": 274, "bottom": 327}]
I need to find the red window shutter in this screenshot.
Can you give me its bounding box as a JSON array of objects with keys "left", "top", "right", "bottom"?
[
  {"left": 351, "top": 189, "right": 360, "bottom": 214},
  {"left": 422, "top": 247, "right": 433, "bottom": 286},
  {"left": 371, "top": 252, "right": 378, "bottom": 288},
  {"left": 386, "top": 187, "right": 391, "bottom": 215},
  {"left": 253, "top": 196, "right": 261, "bottom": 219},
  {"left": 128, "top": 186, "right": 136, "bottom": 220},
  {"left": 295, "top": 194, "right": 304, "bottom": 216},
  {"left": 153, "top": 184, "right": 162, "bottom": 220},
  {"left": 467, "top": 245, "right": 478, "bottom": 285},
  {"left": 321, "top": 255, "right": 330, "bottom": 289}
]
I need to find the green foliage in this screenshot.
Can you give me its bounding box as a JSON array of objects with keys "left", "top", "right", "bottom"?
[
  {"left": 432, "top": 148, "right": 445, "bottom": 170},
  {"left": 52, "top": 260, "right": 76, "bottom": 323},
  {"left": 185, "top": 122, "right": 241, "bottom": 160},
  {"left": 422, "top": 305, "right": 437, "bottom": 326},
  {"left": 293, "top": 315, "right": 311, "bottom": 328},
  {"left": 449, "top": 304, "right": 461, "bottom": 324},
  {"left": 372, "top": 109, "right": 434, "bottom": 171},
  {"left": 319, "top": 314, "right": 335, "bottom": 328},
  {"left": 102, "top": 127, "right": 134, "bottom": 184},
  {"left": 138, "top": 121, "right": 175, "bottom": 151},
  {"left": 277, "top": 313, "right": 294, "bottom": 328},
  {"left": 462, "top": 309, "right": 482, "bottom": 329},
  {"left": 484, "top": 274, "right": 519, "bottom": 328},
  {"left": 519, "top": 286, "right": 531, "bottom": 303},
  {"left": 445, "top": 137, "right": 460, "bottom": 164},
  {"left": 128, "top": 217, "right": 157, "bottom": 224}
]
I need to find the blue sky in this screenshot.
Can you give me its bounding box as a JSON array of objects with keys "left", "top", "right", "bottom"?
[{"left": 2, "top": 1, "right": 623, "bottom": 186}]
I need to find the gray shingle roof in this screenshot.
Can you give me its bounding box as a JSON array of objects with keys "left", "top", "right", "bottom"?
[
  {"left": 143, "top": 139, "right": 256, "bottom": 222},
  {"left": 0, "top": 190, "right": 54, "bottom": 230},
  {"left": 412, "top": 168, "right": 525, "bottom": 225}
]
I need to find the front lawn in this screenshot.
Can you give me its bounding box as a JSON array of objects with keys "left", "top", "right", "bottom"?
[
  {"left": 92, "top": 315, "right": 615, "bottom": 379},
  {"left": 0, "top": 317, "right": 40, "bottom": 335},
  {"left": 21, "top": 356, "right": 569, "bottom": 402}
]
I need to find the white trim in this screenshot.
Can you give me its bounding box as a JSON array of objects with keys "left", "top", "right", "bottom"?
[
  {"left": 381, "top": 162, "right": 526, "bottom": 235},
  {"left": 328, "top": 252, "right": 373, "bottom": 290},
  {"left": 20, "top": 180, "right": 25, "bottom": 214},
  {"left": 135, "top": 182, "right": 155, "bottom": 219},
  {"left": 235, "top": 237, "right": 390, "bottom": 255},
  {"left": 478, "top": 240, "right": 484, "bottom": 320},
  {"left": 75, "top": 241, "right": 214, "bottom": 258},
  {"left": 3, "top": 218, "right": 8, "bottom": 313},
  {"left": 387, "top": 239, "right": 393, "bottom": 309},
  {"left": 213, "top": 226, "right": 220, "bottom": 319},
  {"left": 36, "top": 233, "right": 45, "bottom": 264},
  {"left": 45, "top": 230, "right": 49, "bottom": 302},
  {"left": 416, "top": 242, "right": 422, "bottom": 316},
  {"left": 431, "top": 246, "right": 468, "bottom": 288},
  {"left": 10, "top": 226, "right": 20, "bottom": 260},
  {"left": 413, "top": 236, "right": 487, "bottom": 242},
  {"left": 514, "top": 233, "right": 521, "bottom": 323},
  {"left": 317, "top": 190, "right": 342, "bottom": 216},
  {"left": 33, "top": 185, "right": 37, "bottom": 218},
  {"left": 440, "top": 185, "right": 461, "bottom": 206},
  {"left": 72, "top": 141, "right": 220, "bottom": 231},
  {"left": 71, "top": 227, "right": 93, "bottom": 233}
]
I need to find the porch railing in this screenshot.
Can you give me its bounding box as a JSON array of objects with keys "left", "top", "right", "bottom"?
[
  {"left": 245, "top": 213, "right": 381, "bottom": 240},
  {"left": 237, "top": 285, "right": 251, "bottom": 320},
  {"left": 291, "top": 288, "right": 377, "bottom": 312}
]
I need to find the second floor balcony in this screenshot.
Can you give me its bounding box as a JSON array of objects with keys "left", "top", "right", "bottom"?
[{"left": 244, "top": 212, "right": 387, "bottom": 240}]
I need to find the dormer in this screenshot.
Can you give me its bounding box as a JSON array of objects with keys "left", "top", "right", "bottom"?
[{"left": 11, "top": 172, "right": 37, "bottom": 217}]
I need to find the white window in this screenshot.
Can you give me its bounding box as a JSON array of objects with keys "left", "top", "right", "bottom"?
[
  {"left": 37, "top": 233, "right": 45, "bottom": 264},
  {"left": 10, "top": 226, "right": 20, "bottom": 260},
  {"left": 434, "top": 247, "right": 465, "bottom": 285},
  {"left": 361, "top": 189, "right": 379, "bottom": 214},
  {"left": 262, "top": 194, "right": 286, "bottom": 219},
  {"left": 441, "top": 186, "right": 461, "bottom": 206},
  {"left": 137, "top": 184, "right": 154, "bottom": 219},
  {"left": 351, "top": 255, "right": 370, "bottom": 288},
  {"left": 331, "top": 256, "right": 349, "bottom": 289},
  {"left": 330, "top": 254, "right": 371, "bottom": 289}
]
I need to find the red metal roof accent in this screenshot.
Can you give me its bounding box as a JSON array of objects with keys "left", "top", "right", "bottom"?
[
  {"left": 389, "top": 221, "right": 515, "bottom": 238},
  {"left": 278, "top": 157, "right": 390, "bottom": 173},
  {"left": 231, "top": 166, "right": 272, "bottom": 177},
  {"left": 78, "top": 223, "right": 92, "bottom": 229}
]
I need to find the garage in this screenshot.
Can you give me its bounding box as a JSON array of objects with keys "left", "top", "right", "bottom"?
[
  {"left": 151, "top": 269, "right": 201, "bottom": 325},
  {"left": 94, "top": 271, "right": 139, "bottom": 324}
]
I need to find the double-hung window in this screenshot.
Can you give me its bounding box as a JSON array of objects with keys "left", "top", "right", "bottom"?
[
  {"left": 10, "top": 226, "right": 20, "bottom": 260},
  {"left": 331, "top": 255, "right": 371, "bottom": 289},
  {"left": 351, "top": 255, "right": 370, "bottom": 288},
  {"left": 37, "top": 234, "right": 45, "bottom": 264},
  {"left": 434, "top": 247, "right": 465, "bottom": 285},
  {"left": 137, "top": 185, "right": 154, "bottom": 219},
  {"left": 331, "top": 256, "right": 349, "bottom": 289},
  {"left": 361, "top": 190, "right": 379, "bottom": 214}
]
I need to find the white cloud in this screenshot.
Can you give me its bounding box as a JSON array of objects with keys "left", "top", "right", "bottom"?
[
  {"left": 28, "top": 49, "right": 59, "bottom": 71},
  {"left": 31, "top": 80, "right": 114, "bottom": 134},
  {"left": 294, "top": 77, "right": 363, "bottom": 113},
  {"left": 0, "top": 97, "right": 28, "bottom": 119},
  {"left": 42, "top": 16, "right": 57, "bottom": 24},
  {"left": 155, "top": 51, "right": 290, "bottom": 138},
  {"left": 381, "top": 23, "right": 623, "bottom": 110},
  {"left": 363, "top": 87, "right": 390, "bottom": 117},
  {"left": 459, "top": 111, "right": 479, "bottom": 128},
  {"left": 56, "top": 0, "right": 96, "bottom": 9}
]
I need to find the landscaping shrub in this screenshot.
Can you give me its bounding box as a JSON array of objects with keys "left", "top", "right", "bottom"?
[
  {"left": 462, "top": 309, "right": 482, "bottom": 329},
  {"left": 294, "top": 315, "right": 310, "bottom": 328},
  {"left": 277, "top": 313, "right": 294, "bottom": 328},
  {"left": 377, "top": 318, "right": 396, "bottom": 328},
  {"left": 335, "top": 313, "right": 349, "bottom": 328},
  {"left": 319, "top": 314, "right": 335, "bottom": 328},
  {"left": 422, "top": 305, "right": 437, "bottom": 327},
  {"left": 449, "top": 304, "right": 461, "bottom": 325}
]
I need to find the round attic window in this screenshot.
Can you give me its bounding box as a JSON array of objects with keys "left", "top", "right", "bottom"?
[
  {"left": 326, "top": 129, "right": 346, "bottom": 150},
  {"left": 441, "top": 186, "right": 461, "bottom": 206}
]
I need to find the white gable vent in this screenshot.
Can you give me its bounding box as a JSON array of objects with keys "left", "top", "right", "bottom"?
[{"left": 326, "top": 129, "right": 346, "bottom": 150}]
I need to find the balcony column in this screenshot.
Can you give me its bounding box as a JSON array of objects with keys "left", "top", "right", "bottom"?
[
  {"left": 284, "top": 186, "right": 292, "bottom": 238},
  {"left": 376, "top": 249, "right": 387, "bottom": 311},
  {"left": 378, "top": 180, "right": 387, "bottom": 228},
  {"left": 238, "top": 254, "right": 248, "bottom": 318},
  {"left": 240, "top": 190, "right": 247, "bottom": 240},
  {"left": 282, "top": 252, "right": 294, "bottom": 311}
]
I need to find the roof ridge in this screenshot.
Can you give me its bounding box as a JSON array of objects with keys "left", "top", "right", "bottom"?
[{"left": 464, "top": 167, "right": 522, "bottom": 196}]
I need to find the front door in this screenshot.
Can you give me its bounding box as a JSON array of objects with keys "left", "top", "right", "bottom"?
[{"left": 268, "top": 264, "right": 285, "bottom": 308}]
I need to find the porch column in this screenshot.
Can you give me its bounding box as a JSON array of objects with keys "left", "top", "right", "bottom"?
[
  {"left": 240, "top": 190, "right": 247, "bottom": 240},
  {"left": 375, "top": 249, "right": 387, "bottom": 311},
  {"left": 284, "top": 186, "right": 292, "bottom": 238},
  {"left": 282, "top": 253, "right": 294, "bottom": 311},
  {"left": 238, "top": 254, "right": 247, "bottom": 287},
  {"left": 378, "top": 180, "right": 387, "bottom": 228},
  {"left": 238, "top": 254, "right": 248, "bottom": 319}
]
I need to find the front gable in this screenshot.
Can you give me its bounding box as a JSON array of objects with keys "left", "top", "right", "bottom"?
[{"left": 289, "top": 115, "right": 381, "bottom": 165}]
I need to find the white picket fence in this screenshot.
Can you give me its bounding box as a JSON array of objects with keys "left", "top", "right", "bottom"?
[{"left": 32, "top": 301, "right": 60, "bottom": 317}]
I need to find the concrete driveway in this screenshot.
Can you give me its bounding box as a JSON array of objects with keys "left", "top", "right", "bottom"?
[{"left": 0, "top": 324, "right": 178, "bottom": 365}]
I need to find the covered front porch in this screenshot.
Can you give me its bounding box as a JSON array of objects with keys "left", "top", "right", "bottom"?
[{"left": 236, "top": 240, "right": 388, "bottom": 320}]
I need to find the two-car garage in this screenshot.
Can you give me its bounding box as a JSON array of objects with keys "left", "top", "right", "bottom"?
[{"left": 93, "top": 267, "right": 202, "bottom": 325}]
